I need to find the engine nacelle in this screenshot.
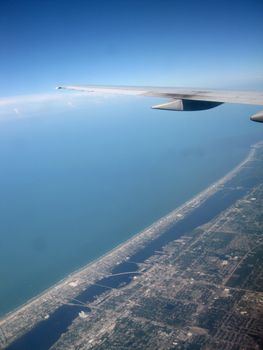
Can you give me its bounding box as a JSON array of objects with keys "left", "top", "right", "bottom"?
[
  {"left": 152, "top": 99, "right": 223, "bottom": 111},
  {"left": 250, "top": 110, "right": 263, "bottom": 123}
]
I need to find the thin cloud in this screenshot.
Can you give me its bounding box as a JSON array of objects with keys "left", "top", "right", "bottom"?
[
  {"left": 13, "top": 108, "right": 20, "bottom": 115},
  {"left": 0, "top": 91, "right": 109, "bottom": 122},
  {"left": 67, "top": 101, "right": 75, "bottom": 108},
  {"left": 0, "top": 91, "right": 108, "bottom": 107},
  {"left": 0, "top": 92, "right": 78, "bottom": 107}
]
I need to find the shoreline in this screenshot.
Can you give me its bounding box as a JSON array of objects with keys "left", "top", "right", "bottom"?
[{"left": 0, "top": 140, "right": 262, "bottom": 330}]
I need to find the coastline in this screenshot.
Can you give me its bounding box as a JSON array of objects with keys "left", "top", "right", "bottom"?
[{"left": 0, "top": 140, "right": 262, "bottom": 347}]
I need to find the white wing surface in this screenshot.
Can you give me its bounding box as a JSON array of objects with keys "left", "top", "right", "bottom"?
[{"left": 57, "top": 85, "right": 263, "bottom": 122}]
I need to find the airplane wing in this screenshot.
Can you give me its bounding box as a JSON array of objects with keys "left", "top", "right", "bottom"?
[{"left": 57, "top": 85, "right": 263, "bottom": 122}]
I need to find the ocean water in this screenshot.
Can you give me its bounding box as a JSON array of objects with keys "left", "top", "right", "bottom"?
[{"left": 0, "top": 95, "right": 262, "bottom": 316}]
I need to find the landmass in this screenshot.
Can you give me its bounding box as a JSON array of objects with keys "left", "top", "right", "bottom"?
[{"left": 1, "top": 141, "right": 263, "bottom": 350}]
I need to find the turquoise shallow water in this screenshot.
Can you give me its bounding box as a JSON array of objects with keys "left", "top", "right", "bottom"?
[{"left": 0, "top": 96, "right": 262, "bottom": 316}]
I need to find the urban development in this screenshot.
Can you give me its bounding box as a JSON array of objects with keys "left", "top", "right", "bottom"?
[{"left": 1, "top": 141, "right": 263, "bottom": 350}]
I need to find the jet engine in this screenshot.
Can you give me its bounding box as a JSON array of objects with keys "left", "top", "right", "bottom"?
[
  {"left": 152, "top": 99, "right": 223, "bottom": 111},
  {"left": 250, "top": 110, "right": 263, "bottom": 123}
]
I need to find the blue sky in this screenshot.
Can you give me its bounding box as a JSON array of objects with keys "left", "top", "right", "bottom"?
[{"left": 0, "top": 0, "right": 263, "bottom": 96}]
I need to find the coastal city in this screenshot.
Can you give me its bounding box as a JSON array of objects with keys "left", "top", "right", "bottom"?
[
  {"left": 54, "top": 183, "right": 263, "bottom": 350},
  {"left": 0, "top": 141, "right": 263, "bottom": 350}
]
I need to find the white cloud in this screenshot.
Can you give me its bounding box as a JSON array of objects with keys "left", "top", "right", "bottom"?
[
  {"left": 67, "top": 101, "right": 75, "bottom": 108},
  {"left": 0, "top": 91, "right": 107, "bottom": 121},
  {"left": 13, "top": 108, "right": 20, "bottom": 115},
  {"left": 0, "top": 92, "right": 84, "bottom": 107}
]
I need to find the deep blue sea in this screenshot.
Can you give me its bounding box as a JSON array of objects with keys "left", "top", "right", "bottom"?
[{"left": 0, "top": 95, "right": 262, "bottom": 316}]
